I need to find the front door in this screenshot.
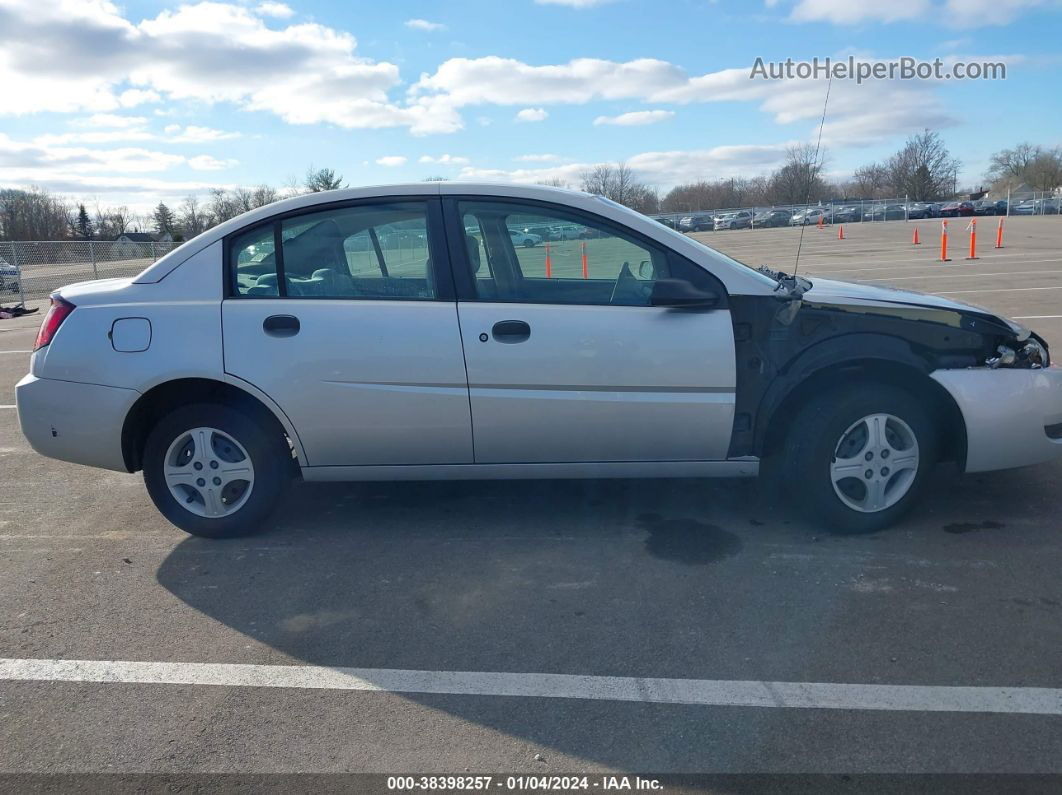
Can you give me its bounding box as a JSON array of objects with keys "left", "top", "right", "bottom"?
[
  {"left": 222, "top": 198, "right": 473, "bottom": 467},
  {"left": 449, "top": 198, "right": 736, "bottom": 464}
]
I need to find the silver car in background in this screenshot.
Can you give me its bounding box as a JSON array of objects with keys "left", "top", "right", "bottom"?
[{"left": 16, "top": 183, "right": 1062, "bottom": 538}]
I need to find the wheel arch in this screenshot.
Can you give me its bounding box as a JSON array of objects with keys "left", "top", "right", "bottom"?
[
  {"left": 758, "top": 334, "right": 968, "bottom": 466},
  {"left": 121, "top": 377, "right": 305, "bottom": 473}
]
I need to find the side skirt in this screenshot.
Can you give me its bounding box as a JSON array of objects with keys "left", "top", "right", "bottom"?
[{"left": 300, "top": 459, "right": 759, "bottom": 482}]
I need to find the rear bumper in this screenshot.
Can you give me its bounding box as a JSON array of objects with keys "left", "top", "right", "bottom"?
[
  {"left": 931, "top": 367, "right": 1062, "bottom": 473},
  {"left": 16, "top": 374, "right": 137, "bottom": 472}
]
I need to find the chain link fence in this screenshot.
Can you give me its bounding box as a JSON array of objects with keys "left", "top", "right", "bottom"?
[{"left": 0, "top": 240, "right": 182, "bottom": 305}]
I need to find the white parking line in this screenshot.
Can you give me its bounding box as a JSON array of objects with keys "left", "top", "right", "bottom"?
[
  {"left": 859, "top": 269, "right": 1062, "bottom": 283},
  {"left": 0, "top": 350, "right": 30, "bottom": 354},
  {"left": 1014, "top": 315, "right": 1062, "bottom": 320},
  {"left": 1, "top": 658, "right": 1060, "bottom": 715},
  {"left": 935, "top": 286, "right": 1062, "bottom": 295},
  {"left": 0, "top": 405, "right": 15, "bottom": 409}
]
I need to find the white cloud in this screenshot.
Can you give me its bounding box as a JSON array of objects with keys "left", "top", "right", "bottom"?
[
  {"left": 187, "top": 154, "right": 237, "bottom": 170},
  {"left": 942, "top": 0, "right": 1055, "bottom": 26},
  {"left": 255, "top": 2, "right": 295, "bottom": 18},
  {"left": 458, "top": 143, "right": 793, "bottom": 191},
  {"left": 71, "top": 114, "right": 149, "bottom": 129},
  {"left": 784, "top": 0, "right": 1056, "bottom": 25},
  {"left": 418, "top": 154, "right": 470, "bottom": 166},
  {"left": 593, "top": 110, "right": 675, "bottom": 126},
  {"left": 163, "top": 125, "right": 242, "bottom": 143},
  {"left": 405, "top": 18, "right": 447, "bottom": 31},
  {"left": 376, "top": 155, "right": 408, "bottom": 166},
  {"left": 788, "top": 0, "right": 931, "bottom": 23},
  {"left": 515, "top": 107, "right": 549, "bottom": 122},
  {"left": 515, "top": 153, "right": 562, "bottom": 162},
  {"left": 0, "top": 0, "right": 454, "bottom": 134}
]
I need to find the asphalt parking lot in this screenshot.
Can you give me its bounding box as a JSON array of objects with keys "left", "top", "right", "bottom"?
[{"left": 1, "top": 216, "right": 1061, "bottom": 783}]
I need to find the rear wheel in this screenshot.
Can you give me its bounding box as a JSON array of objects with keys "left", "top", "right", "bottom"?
[
  {"left": 143, "top": 403, "right": 291, "bottom": 538},
  {"left": 783, "top": 384, "right": 938, "bottom": 533}
]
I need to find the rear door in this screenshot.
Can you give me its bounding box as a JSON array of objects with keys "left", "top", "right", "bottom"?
[
  {"left": 221, "top": 198, "right": 473, "bottom": 467},
  {"left": 445, "top": 198, "right": 736, "bottom": 465}
]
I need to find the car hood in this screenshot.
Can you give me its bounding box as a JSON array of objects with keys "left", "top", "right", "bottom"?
[{"left": 802, "top": 277, "right": 1029, "bottom": 338}]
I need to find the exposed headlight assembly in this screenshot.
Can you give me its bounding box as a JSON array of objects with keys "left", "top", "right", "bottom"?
[
  {"left": 986, "top": 339, "right": 1049, "bottom": 369},
  {"left": 1020, "top": 338, "right": 1049, "bottom": 368}
]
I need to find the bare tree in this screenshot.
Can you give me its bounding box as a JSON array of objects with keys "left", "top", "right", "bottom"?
[
  {"left": 885, "top": 129, "right": 960, "bottom": 201},
  {"left": 0, "top": 187, "right": 71, "bottom": 240},
  {"left": 536, "top": 177, "right": 569, "bottom": 189},
  {"left": 579, "top": 162, "right": 658, "bottom": 213},
  {"left": 849, "top": 163, "right": 891, "bottom": 198},
  {"left": 767, "top": 144, "right": 828, "bottom": 206},
  {"left": 987, "top": 143, "right": 1062, "bottom": 192},
  {"left": 249, "top": 184, "right": 280, "bottom": 209},
  {"left": 179, "top": 196, "right": 207, "bottom": 238}
]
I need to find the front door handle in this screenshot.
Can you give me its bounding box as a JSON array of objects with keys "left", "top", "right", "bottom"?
[
  {"left": 491, "top": 320, "right": 530, "bottom": 343},
  {"left": 263, "top": 314, "right": 300, "bottom": 337}
]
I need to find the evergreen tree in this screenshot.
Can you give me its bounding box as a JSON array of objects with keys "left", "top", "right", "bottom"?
[
  {"left": 73, "top": 203, "right": 93, "bottom": 239},
  {"left": 152, "top": 202, "right": 176, "bottom": 237}
]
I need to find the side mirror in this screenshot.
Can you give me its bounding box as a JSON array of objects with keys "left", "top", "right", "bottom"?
[
  {"left": 650, "top": 278, "right": 719, "bottom": 309},
  {"left": 637, "top": 260, "right": 655, "bottom": 279}
]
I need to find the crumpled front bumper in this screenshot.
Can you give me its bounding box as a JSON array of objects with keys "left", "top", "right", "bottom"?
[{"left": 932, "top": 366, "right": 1062, "bottom": 473}]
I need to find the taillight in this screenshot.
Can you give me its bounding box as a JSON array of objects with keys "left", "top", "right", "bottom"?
[{"left": 33, "top": 296, "right": 76, "bottom": 351}]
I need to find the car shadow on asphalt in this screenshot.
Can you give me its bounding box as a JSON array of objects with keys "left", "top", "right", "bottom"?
[{"left": 151, "top": 464, "right": 1037, "bottom": 769}]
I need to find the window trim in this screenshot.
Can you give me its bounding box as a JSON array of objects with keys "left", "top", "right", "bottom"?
[
  {"left": 223, "top": 195, "right": 455, "bottom": 301},
  {"left": 441, "top": 195, "right": 728, "bottom": 307}
]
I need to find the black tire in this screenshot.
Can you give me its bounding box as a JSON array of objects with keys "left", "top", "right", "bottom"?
[
  {"left": 143, "top": 402, "right": 291, "bottom": 538},
  {"left": 523, "top": 239, "right": 535, "bottom": 248},
  {"left": 782, "top": 383, "right": 938, "bottom": 534}
]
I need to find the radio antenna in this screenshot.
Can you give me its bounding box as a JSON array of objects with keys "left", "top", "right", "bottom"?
[{"left": 793, "top": 75, "right": 833, "bottom": 278}]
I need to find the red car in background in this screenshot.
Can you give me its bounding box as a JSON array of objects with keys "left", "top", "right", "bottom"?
[{"left": 940, "top": 201, "right": 975, "bottom": 217}]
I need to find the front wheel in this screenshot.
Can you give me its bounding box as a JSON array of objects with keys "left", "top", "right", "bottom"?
[
  {"left": 782, "top": 384, "right": 938, "bottom": 533},
  {"left": 143, "top": 403, "right": 291, "bottom": 538}
]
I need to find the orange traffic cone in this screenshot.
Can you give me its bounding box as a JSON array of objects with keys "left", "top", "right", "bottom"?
[
  {"left": 995, "top": 217, "right": 1004, "bottom": 249},
  {"left": 817, "top": 215, "right": 824, "bottom": 230},
  {"left": 966, "top": 219, "right": 978, "bottom": 260},
  {"left": 912, "top": 227, "right": 920, "bottom": 245},
  {"left": 580, "top": 241, "right": 589, "bottom": 279},
  {"left": 545, "top": 241, "right": 552, "bottom": 278},
  {"left": 940, "top": 220, "right": 950, "bottom": 262},
  {"left": 837, "top": 225, "right": 845, "bottom": 240}
]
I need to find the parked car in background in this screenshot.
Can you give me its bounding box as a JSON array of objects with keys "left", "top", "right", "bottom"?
[
  {"left": 828, "top": 206, "right": 862, "bottom": 223},
  {"left": 972, "top": 200, "right": 1007, "bottom": 216},
  {"left": 651, "top": 217, "right": 678, "bottom": 230},
  {"left": 549, "top": 224, "right": 585, "bottom": 240},
  {"left": 508, "top": 228, "right": 542, "bottom": 247},
  {"left": 678, "top": 214, "right": 714, "bottom": 232},
  {"left": 863, "top": 204, "right": 907, "bottom": 221},
  {"left": 939, "top": 201, "right": 975, "bottom": 217},
  {"left": 905, "top": 203, "right": 933, "bottom": 219},
  {"left": 1020, "top": 198, "right": 1062, "bottom": 215},
  {"left": 0, "top": 257, "right": 21, "bottom": 294},
  {"left": 790, "top": 207, "right": 830, "bottom": 226},
  {"left": 714, "top": 210, "right": 754, "bottom": 230},
  {"left": 752, "top": 209, "right": 792, "bottom": 228}
]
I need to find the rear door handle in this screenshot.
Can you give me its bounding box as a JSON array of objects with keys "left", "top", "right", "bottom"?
[
  {"left": 491, "top": 320, "right": 530, "bottom": 343},
  {"left": 263, "top": 314, "right": 300, "bottom": 337}
]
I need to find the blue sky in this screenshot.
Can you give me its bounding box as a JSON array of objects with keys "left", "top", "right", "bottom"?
[{"left": 1, "top": 0, "right": 1060, "bottom": 211}]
